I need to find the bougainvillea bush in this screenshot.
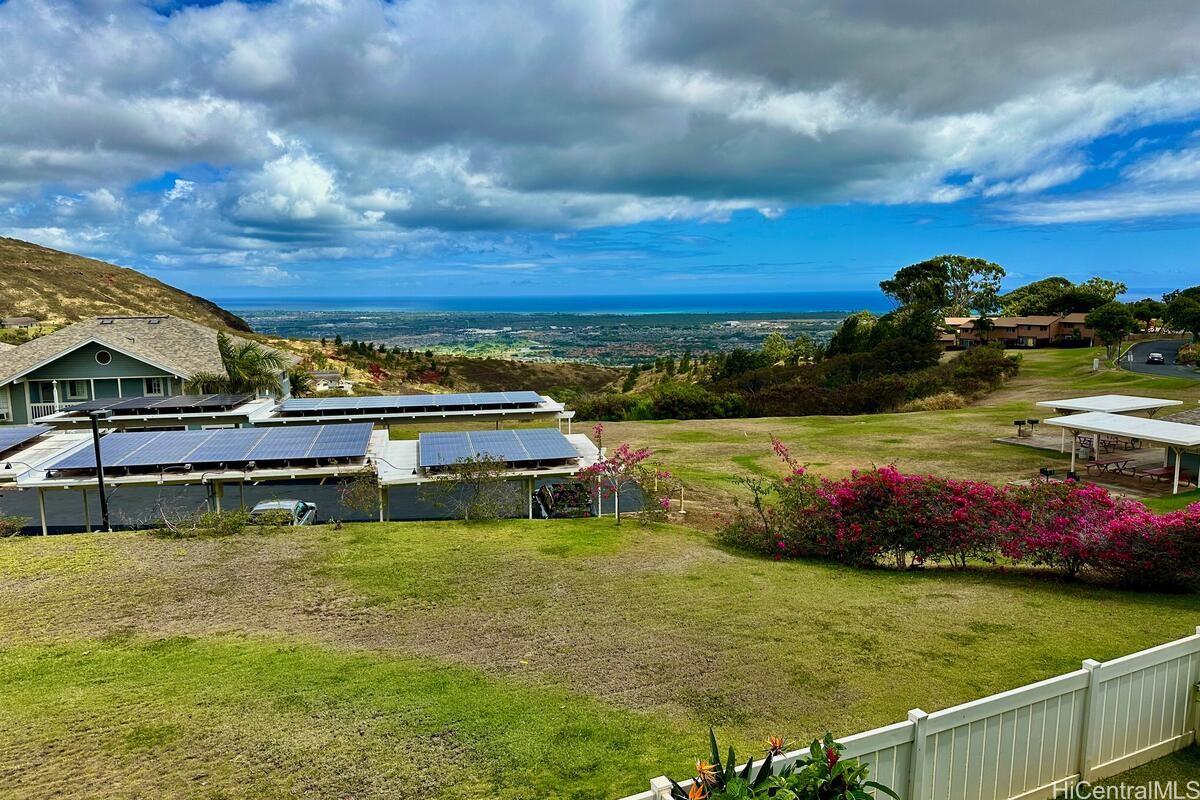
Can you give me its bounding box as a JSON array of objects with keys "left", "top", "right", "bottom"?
[{"left": 717, "top": 442, "right": 1200, "bottom": 590}]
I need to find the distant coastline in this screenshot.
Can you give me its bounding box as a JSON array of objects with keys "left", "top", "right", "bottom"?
[{"left": 213, "top": 291, "right": 894, "bottom": 315}]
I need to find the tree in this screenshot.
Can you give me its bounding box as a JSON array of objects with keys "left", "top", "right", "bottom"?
[
  {"left": 422, "top": 455, "right": 524, "bottom": 521},
  {"left": 186, "top": 332, "right": 286, "bottom": 395},
  {"left": 287, "top": 368, "right": 314, "bottom": 398},
  {"left": 621, "top": 363, "right": 641, "bottom": 393},
  {"left": 1129, "top": 298, "right": 1165, "bottom": 332},
  {"left": 1085, "top": 302, "right": 1138, "bottom": 360},
  {"left": 1163, "top": 287, "right": 1200, "bottom": 338},
  {"left": 1001, "top": 276, "right": 1126, "bottom": 316},
  {"left": 880, "top": 254, "right": 1005, "bottom": 316},
  {"left": 761, "top": 332, "right": 791, "bottom": 363},
  {"left": 580, "top": 442, "right": 654, "bottom": 524}
]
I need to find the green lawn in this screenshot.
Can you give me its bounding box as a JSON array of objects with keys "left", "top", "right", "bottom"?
[
  {"left": 1, "top": 520, "right": 1197, "bottom": 798},
  {"left": 602, "top": 347, "right": 1200, "bottom": 509}
]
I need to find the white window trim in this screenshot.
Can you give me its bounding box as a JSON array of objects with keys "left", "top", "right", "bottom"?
[
  {"left": 64, "top": 380, "right": 90, "bottom": 401},
  {"left": 143, "top": 377, "right": 166, "bottom": 397},
  {"left": 95, "top": 349, "right": 112, "bottom": 365}
]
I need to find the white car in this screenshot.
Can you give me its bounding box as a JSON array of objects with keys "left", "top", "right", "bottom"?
[{"left": 250, "top": 499, "right": 318, "bottom": 526}]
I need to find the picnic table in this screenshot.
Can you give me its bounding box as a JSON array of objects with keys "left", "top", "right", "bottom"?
[
  {"left": 1084, "top": 457, "right": 1136, "bottom": 476},
  {"left": 1140, "top": 467, "right": 1199, "bottom": 487}
]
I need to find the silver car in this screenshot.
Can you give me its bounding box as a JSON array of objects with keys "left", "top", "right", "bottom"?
[{"left": 250, "top": 499, "right": 318, "bottom": 526}]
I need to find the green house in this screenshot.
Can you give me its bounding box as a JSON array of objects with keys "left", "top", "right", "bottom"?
[{"left": 0, "top": 316, "right": 288, "bottom": 424}]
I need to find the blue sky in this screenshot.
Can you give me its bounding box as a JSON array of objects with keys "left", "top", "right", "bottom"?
[{"left": 2, "top": 0, "right": 1199, "bottom": 301}]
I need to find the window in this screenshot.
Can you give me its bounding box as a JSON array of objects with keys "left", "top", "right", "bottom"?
[
  {"left": 65, "top": 380, "right": 89, "bottom": 401},
  {"left": 95, "top": 349, "right": 112, "bottom": 365},
  {"left": 143, "top": 377, "right": 165, "bottom": 396}
]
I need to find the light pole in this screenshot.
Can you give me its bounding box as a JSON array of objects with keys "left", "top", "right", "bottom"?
[{"left": 88, "top": 410, "right": 113, "bottom": 532}]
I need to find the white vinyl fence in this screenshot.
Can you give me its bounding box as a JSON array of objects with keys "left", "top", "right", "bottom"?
[{"left": 622, "top": 628, "right": 1200, "bottom": 800}]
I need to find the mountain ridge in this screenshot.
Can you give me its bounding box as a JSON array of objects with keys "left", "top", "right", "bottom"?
[{"left": 0, "top": 237, "right": 251, "bottom": 332}]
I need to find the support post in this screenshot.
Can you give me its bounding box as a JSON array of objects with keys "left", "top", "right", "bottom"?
[
  {"left": 1069, "top": 431, "right": 1078, "bottom": 475},
  {"left": 81, "top": 489, "right": 91, "bottom": 533},
  {"left": 239, "top": 480, "right": 245, "bottom": 510},
  {"left": 907, "top": 709, "right": 929, "bottom": 800},
  {"left": 1060, "top": 426, "right": 1066, "bottom": 454},
  {"left": 527, "top": 479, "right": 534, "bottom": 520},
  {"left": 649, "top": 776, "right": 672, "bottom": 800},
  {"left": 1079, "top": 658, "right": 1103, "bottom": 782},
  {"left": 1173, "top": 448, "right": 1182, "bottom": 495},
  {"left": 213, "top": 481, "right": 223, "bottom": 513},
  {"left": 37, "top": 488, "right": 47, "bottom": 536},
  {"left": 378, "top": 486, "right": 386, "bottom": 522}
]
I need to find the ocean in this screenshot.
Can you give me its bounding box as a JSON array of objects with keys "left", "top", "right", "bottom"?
[{"left": 214, "top": 291, "right": 893, "bottom": 315}]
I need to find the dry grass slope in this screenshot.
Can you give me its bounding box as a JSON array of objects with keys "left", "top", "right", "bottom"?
[{"left": 0, "top": 237, "right": 250, "bottom": 331}]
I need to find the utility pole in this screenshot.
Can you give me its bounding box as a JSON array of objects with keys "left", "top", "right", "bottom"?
[{"left": 88, "top": 410, "right": 113, "bottom": 532}]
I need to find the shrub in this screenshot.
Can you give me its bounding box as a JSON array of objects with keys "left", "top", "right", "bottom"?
[
  {"left": 717, "top": 443, "right": 1199, "bottom": 591},
  {"left": 667, "top": 730, "right": 898, "bottom": 800},
  {"left": 0, "top": 515, "right": 29, "bottom": 537},
  {"left": 1003, "top": 480, "right": 1131, "bottom": 578},
  {"left": 898, "top": 391, "right": 967, "bottom": 412},
  {"left": 1178, "top": 343, "right": 1198, "bottom": 366},
  {"left": 156, "top": 509, "right": 252, "bottom": 538},
  {"left": 1087, "top": 503, "right": 1200, "bottom": 590}
]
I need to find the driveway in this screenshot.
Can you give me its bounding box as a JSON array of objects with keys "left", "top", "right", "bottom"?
[{"left": 1120, "top": 338, "right": 1200, "bottom": 380}]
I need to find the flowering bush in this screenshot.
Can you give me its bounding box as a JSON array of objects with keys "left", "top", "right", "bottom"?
[
  {"left": 1003, "top": 480, "right": 1132, "bottom": 578},
  {"left": 717, "top": 442, "right": 1200, "bottom": 590},
  {"left": 1088, "top": 503, "right": 1200, "bottom": 589},
  {"left": 580, "top": 438, "right": 675, "bottom": 526}
]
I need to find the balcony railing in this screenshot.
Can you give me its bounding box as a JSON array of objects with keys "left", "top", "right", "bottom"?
[{"left": 30, "top": 400, "right": 82, "bottom": 420}]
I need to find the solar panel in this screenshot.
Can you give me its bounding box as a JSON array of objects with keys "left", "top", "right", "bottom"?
[
  {"left": 47, "top": 423, "right": 372, "bottom": 473},
  {"left": 0, "top": 425, "right": 51, "bottom": 456},
  {"left": 277, "top": 391, "right": 545, "bottom": 417},
  {"left": 418, "top": 428, "right": 578, "bottom": 469},
  {"left": 308, "top": 424, "right": 375, "bottom": 459},
  {"left": 65, "top": 394, "right": 255, "bottom": 416}
]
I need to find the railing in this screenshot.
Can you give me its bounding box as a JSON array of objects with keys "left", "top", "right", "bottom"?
[
  {"left": 623, "top": 627, "right": 1200, "bottom": 800},
  {"left": 30, "top": 400, "right": 82, "bottom": 419}
]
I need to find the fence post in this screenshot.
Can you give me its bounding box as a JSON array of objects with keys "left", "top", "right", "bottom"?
[
  {"left": 907, "top": 709, "right": 928, "bottom": 800},
  {"left": 649, "top": 776, "right": 672, "bottom": 800},
  {"left": 1078, "top": 658, "right": 1103, "bottom": 782}
]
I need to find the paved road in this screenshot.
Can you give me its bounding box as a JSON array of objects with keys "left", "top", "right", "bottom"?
[{"left": 1120, "top": 338, "right": 1200, "bottom": 380}]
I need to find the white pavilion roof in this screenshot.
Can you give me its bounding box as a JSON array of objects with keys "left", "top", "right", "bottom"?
[
  {"left": 1043, "top": 411, "right": 1200, "bottom": 448},
  {"left": 1035, "top": 394, "right": 1183, "bottom": 414}
]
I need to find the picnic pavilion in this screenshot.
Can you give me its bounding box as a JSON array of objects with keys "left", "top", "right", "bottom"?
[
  {"left": 1034, "top": 394, "right": 1183, "bottom": 453},
  {"left": 1042, "top": 411, "right": 1200, "bottom": 494}
]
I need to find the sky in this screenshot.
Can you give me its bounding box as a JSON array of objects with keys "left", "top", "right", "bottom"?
[{"left": 2, "top": 0, "right": 1200, "bottom": 301}]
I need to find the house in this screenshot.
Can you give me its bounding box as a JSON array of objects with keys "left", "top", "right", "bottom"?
[
  {"left": 0, "top": 316, "right": 290, "bottom": 424},
  {"left": 950, "top": 314, "right": 1096, "bottom": 349},
  {"left": 310, "top": 369, "right": 355, "bottom": 392},
  {"left": 2, "top": 316, "right": 40, "bottom": 329}
]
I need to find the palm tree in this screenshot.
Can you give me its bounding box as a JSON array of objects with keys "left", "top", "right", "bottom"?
[
  {"left": 186, "top": 332, "right": 286, "bottom": 395},
  {"left": 287, "top": 368, "right": 314, "bottom": 398}
]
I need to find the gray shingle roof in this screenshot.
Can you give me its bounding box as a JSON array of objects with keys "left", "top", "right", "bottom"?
[{"left": 0, "top": 316, "right": 284, "bottom": 385}]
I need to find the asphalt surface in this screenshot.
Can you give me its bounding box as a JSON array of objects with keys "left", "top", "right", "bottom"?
[{"left": 1120, "top": 338, "right": 1200, "bottom": 380}]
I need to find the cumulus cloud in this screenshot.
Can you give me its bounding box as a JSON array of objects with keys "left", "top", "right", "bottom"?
[{"left": 1, "top": 0, "right": 1199, "bottom": 272}]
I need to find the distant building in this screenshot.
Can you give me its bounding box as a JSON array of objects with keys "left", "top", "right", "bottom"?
[
  {"left": 310, "top": 369, "right": 355, "bottom": 392},
  {"left": 0, "top": 316, "right": 291, "bottom": 424},
  {"left": 948, "top": 314, "right": 1096, "bottom": 349},
  {"left": 2, "top": 316, "right": 40, "bottom": 329}
]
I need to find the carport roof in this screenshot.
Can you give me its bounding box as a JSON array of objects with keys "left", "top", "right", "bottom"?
[{"left": 1043, "top": 411, "right": 1200, "bottom": 448}]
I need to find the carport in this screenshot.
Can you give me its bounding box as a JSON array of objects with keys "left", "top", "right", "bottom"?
[{"left": 1043, "top": 411, "right": 1200, "bottom": 494}]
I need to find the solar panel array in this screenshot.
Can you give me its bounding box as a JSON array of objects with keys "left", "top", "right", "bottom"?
[
  {"left": 65, "top": 394, "right": 255, "bottom": 416},
  {"left": 278, "top": 391, "right": 544, "bottom": 417},
  {"left": 419, "top": 428, "right": 578, "bottom": 469},
  {"left": 48, "top": 422, "right": 373, "bottom": 473},
  {"left": 0, "top": 425, "right": 51, "bottom": 456}
]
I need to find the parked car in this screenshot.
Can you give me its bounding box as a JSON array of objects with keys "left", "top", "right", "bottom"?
[
  {"left": 1146, "top": 352, "right": 1165, "bottom": 365},
  {"left": 250, "top": 499, "right": 318, "bottom": 526}
]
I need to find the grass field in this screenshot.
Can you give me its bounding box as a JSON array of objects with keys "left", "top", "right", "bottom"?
[
  {"left": 601, "top": 347, "right": 1200, "bottom": 511},
  {"left": 3, "top": 346, "right": 1197, "bottom": 798},
  {"left": 1, "top": 519, "right": 1198, "bottom": 798}
]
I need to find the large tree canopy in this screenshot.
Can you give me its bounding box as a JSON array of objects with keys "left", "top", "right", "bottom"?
[
  {"left": 1000, "top": 276, "right": 1127, "bottom": 316},
  {"left": 880, "top": 254, "right": 1006, "bottom": 317},
  {"left": 1163, "top": 287, "right": 1200, "bottom": 338}
]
